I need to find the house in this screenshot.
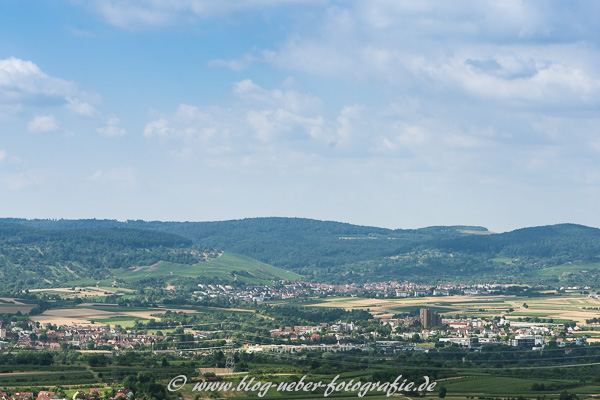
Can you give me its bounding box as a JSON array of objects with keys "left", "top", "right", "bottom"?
[
  {"left": 12, "top": 393, "right": 34, "bottom": 400},
  {"left": 37, "top": 391, "right": 58, "bottom": 400},
  {"left": 113, "top": 390, "right": 133, "bottom": 400}
]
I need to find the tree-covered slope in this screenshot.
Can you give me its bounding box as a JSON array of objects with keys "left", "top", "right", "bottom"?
[
  {"left": 334, "top": 224, "right": 600, "bottom": 284},
  {"left": 2, "top": 218, "right": 600, "bottom": 285},
  {"left": 0, "top": 221, "right": 302, "bottom": 291},
  {"left": 1, "top": 217, "right": 488, "bottom": 275},
  {"left": 0, "top": 222, "right": 205, "bottom": 290}
]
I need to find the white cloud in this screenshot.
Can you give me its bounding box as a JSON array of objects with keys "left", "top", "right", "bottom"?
[
  {"left": 27, "top": 114, "right": 60, "bottom": 133},
  {"left": 0, "top": 150, "right": 6, "bottom": 162},
  {"left": 143, "top": 117, "right": 171, "bottom": 138},
  {"left": 0, "top": 57, "right": 75, "bottom": 105},
  {"left": 421, "top": 55, "right": 600, "bottom": 106},
  {"left": 144, "top": 80, "right": 329, "bottom": 156},
  {"left": 0, "top": 57, "right": 102, "bottom": 119},
  {"left": 65, "top": 98, "right": 99, "bottom": 117},
  {"left": 258, "top": 2, "right": 600, "bottom": 107},
  {"left": 96, "top": 116, "right": 127, "bottom": 137}
]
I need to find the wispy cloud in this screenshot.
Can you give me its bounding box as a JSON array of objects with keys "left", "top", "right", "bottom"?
[
  {"left": 0, "top": 169, "right": 49, "bottom": 191},
  {"left": 96, "top": 116, "right": 126, "bottom": 137},
  {"left": 27, "top": 114, "right": 60, "bottom": 133},
  {"left": 65, "top": 97, "right": 99, "bottom": 117},
  {"left": 80, "top": 0, "right": 323, "bottom": 29},
  {"left": 89, "top": 167, "right": 136, "bottom": 186}
]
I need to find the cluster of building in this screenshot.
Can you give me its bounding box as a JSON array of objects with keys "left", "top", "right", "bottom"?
[
  {"left": 380, "top": 309, "right": 586, "bottom": 351},
  {"left": 193, "top": 283, "right": 309, "bottom": 302},
  {"left": 0, "top": 390, "right": 135, "bottom": 400},
  {"left": 190, "top": 281, "right": 515, "bottom": 301},
  {"left": 262, "top": 307, "right": 587, "bottom": 352},
  {"left": 269, "top": 322, "right": 357, "bottom": 342},
  {"left": 1, "top": 323, "right": 162, "bottom": 350}
]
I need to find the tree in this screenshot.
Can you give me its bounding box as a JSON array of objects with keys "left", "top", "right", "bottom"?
[
  {"left": 559, "top": 390, "right": 578, "bottom": 400},
  {"left": 439, "top": 386, "right": 447, "bottom": 398}
]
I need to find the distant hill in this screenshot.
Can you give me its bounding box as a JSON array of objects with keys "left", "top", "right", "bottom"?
[
  {"left": 0, "top": 220, "right": 297, "bottom": 291},
  {"left": 2, "top": 217, "right": 600, "bottom": 286}
]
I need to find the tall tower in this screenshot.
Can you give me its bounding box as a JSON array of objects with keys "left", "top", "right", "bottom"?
[
  {"left": 420, "top": 308, "right": 441, "bottom": 328},
  {"left": 420, "top": 308, "right": 430, "bottom": 328}
]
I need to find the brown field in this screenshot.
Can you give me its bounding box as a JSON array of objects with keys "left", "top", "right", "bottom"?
[
  {"left": 0, "top": 297, "right": 35, "bottom": 313},
  {"left": 31, "top": 308, "right": 116, "bottom": 326},
  {"left": 0, "top": 304, "right": 35, "bottom": 314},
  {"left": 0, "top": 297, "right": 26, "bottom": 304},
  {"left": 28, "top": 286, "right": 135, "bottom": 298},
  {"left": 30, "top": 305, "right": 199, "bottom": 327}
]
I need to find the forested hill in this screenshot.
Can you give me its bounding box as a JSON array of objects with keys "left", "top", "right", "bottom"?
[
  {"left": 0, "top": 221, "right": 205, "bottom": 290},
  {"left": 2, "top": 218, "right": 600, "bottom": 285},
  {"left": 1, "top": 217, "right": 489, "bottom": 274}
]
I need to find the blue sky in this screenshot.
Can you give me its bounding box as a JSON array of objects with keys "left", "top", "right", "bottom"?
[{"left": 1, "top": 0, "right": 599, "bottom": 232}]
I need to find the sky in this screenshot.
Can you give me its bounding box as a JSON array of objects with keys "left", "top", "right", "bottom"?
[{"left": 0, "top": 0, "right": 599, "bottom": 232}]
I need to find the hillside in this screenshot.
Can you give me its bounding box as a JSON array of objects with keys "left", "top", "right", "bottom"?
[
  {"left": 1, "top": 217, "right": 490, "bottom": 274},
  {"left": 0, "top": 221, "right": 297, "bottom": 292},
  {"left": 112, "top": 252, "right": 300, "bottom": 286},
  {"left": 2, "top": 218, "right": 600, "bottom": 285}
]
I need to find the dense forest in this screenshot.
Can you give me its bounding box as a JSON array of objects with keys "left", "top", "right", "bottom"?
[
  {"left": 0, "top": 221, "right": 205, "bottom": 290},
  {"left": 1, "top": 217, "right": 600, "bottom": 286}
]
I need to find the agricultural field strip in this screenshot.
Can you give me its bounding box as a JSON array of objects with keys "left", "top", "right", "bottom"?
[
  {"left": 307, "top": 294, "right": 600, "bottom": 323},
  {"left": 28, "top": 286, "right": 126, "bottom": 297},
  {"left": 30, "top": 306, "right": 199, "bottom": 326}
]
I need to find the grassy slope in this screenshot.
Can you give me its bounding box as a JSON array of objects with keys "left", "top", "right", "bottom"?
[{"left": 114, "top": 251, "right": 301, "bottom": 284}]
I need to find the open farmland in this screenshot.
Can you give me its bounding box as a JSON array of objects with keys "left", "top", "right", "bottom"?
[
  {"left": 29, "top": 304, "right": 198, "bottom": 327},
  {"left": 28, "top": 286, "right": 134, "bottom": 298},
  {"left": 0, "top": 298, "right": 35, "bottom": 314},
  {"left": 307, "top": 292, "right": 600, "bottom": 323}
]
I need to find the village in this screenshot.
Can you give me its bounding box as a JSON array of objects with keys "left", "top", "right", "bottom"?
[
  {"left": 0, "top": 388, "right": 135, "bottom": 400},
  {"left": 192, "top": 280, "right": 549, "bottom": 302},
  {"left": 0, "top": 306, "right": 586, "bottom": 354}
]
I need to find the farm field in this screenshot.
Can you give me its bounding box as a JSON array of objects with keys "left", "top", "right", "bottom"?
[
  {"left": 0, "top": 297, "right": 36, "bottom": 313},
  {"left": 439, "top": 375, "right": 600, "bottom": 399},
  {"left": 307, "top": 293, "right": 600, "bottom": 323},
  {"left": 29, "top": 304, "right": 199, "bottom": 327},
  {"left": 28, "top": 286, "right": 134, "bottom": 298}
]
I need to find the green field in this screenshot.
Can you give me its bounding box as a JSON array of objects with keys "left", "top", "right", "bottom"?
[
  {"left": 113, "top": 252, "right": 301, "bottom": 285},
  {"left": 440, "top": 375, "right": 600, "bottom": 397},
  {"left": 531, "top": 261, "right": 600, "bottom": 277},
  {"left": 92, "top": 315, "right": 150, "bottom": 327}
]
